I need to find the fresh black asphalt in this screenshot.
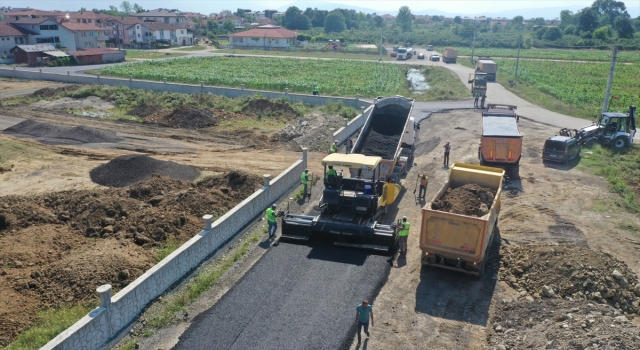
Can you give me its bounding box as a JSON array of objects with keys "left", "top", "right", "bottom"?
[{"left": 173, "top": 241, "right": 391, "bottom": 350}]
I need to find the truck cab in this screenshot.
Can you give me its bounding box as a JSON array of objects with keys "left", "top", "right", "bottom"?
[
  {"left": 427, "top": 45, "right": 434, "bottom": 51},
  {"left": 598, "top": 108, "right": 636, "bottom": 149}
]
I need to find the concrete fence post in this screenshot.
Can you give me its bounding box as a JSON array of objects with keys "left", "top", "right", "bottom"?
[
  {"left": 202, "top": 214, "right": 213, "bottom": 231},
  {"left": 97, "top": 284, "right": 113, "bottom": 337},
  {"left": 163, "top": 78, "right": 167, "bottom": 84},
  {"left": 285, "top": 88, "right": 288, "bottom": 95},
  {"left": 263, "top": 174, "right": 271, "bottom": 188},
  {"left": 200, "top": 81, "right": 204, "bottom": 94},
  {"left": 97, "top": 74, "right": 100, "bottom": 84},
  {"left": 302, "top": 147, "right": 308, "bottom": 170},
  {"left": 241, "top": 84, "right": 245, "bottom": 91},
  {"left": 67, "top": 70, "right": 70, "bottom": 76},
  {"left": 13, "top": 66, "right": 16, "bottom": 71},
  {"left": 39, "top": 68, "right": 42, "bottom": 79},
  {"left": 344, "top": 118, "right": 348, "bottom": 128}
]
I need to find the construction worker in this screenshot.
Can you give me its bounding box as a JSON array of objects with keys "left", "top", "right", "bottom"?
[
  {"left": 326, "top": 165, "right": 337, "bottom": 177},
  {"left": 265, "top": 204, "right": 277, "bottom": 239},
  {"left": 313, "top": 85, "right": 319, "bottom": 96},
  {"left": 330, "top": 140, "right": 338, "bottom": 154},
  {"left": 418, "top": 174, "right": 428, "bottom": 199},
  {"left": 398, "top": 216, "right": 410, "bottom": 254},
  {"left": 344, "top": 138, "right": 353, "bottom": 154},
  {"left": 301, "top": 169, "right": 309, "bottom": 199},
  {"left": 480, "top": 95, "right": 486, "bottom": 109}
]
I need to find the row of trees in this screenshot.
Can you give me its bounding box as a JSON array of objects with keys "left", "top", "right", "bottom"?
[{"left": 84, "top": 1, "right": 146, "bottom": 16}]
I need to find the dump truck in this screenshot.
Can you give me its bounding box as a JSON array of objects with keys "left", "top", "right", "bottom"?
[
  {"left": 478, "top": 104, "right": 522, "bottom": 179},
  {"left": 351, "top": 96, "right": 416, "bottom": 180},
  {"left": 280, "top": 153, "right": 402, "bottom": 252},
  {"left": 468, "top": 72, "right": 487, "bottom": 107},
  {"left": 476, "top": 59, "right": 497, "bottom": 81},
  {"left": 420, "top": 163, "right": 504, "bottom": 276},
  {"left": 442, "top": 47, "right": 457, "bottom": 63}
]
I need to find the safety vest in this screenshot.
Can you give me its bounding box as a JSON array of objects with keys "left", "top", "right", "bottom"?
[
  {"left": 327, "top": 169, "right": 337, "bottom": 176},
  {"left": 330, "top": 143, "right": 337, "bottom": 153},
  {"left": 420, "top": 176, "right": 428, "bottom": 186},
  {"left": 301, "top": 172, "right": 308, "bottom": 184},
  {"left": 265, "top": 208, "right": 276, "bottom": 223},
  {"left": 399, "top": 221, "right": 410, "bottom": 237},
  {"left": 313, "top": 86, "right": 319, "bottom": 93}
]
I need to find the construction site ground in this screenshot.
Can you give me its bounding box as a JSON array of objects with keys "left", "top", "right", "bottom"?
[{"left": 1, "top": 79, "right": 639, "bottom": 349}]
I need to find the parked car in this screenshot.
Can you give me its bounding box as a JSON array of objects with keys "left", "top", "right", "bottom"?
[
  {"left": 427, "top": 45, "right": 434, "bottom": 51},
  {"left": 390, "top": 51, "right": 397, "bottom": 57},
  {"left": 417, "top": 52, "right": 425, "bottom": 59},
  {"left": 542, "top": 135, "right": 581, "bottom": 163},
  {"left": 430, "top": 53, "right": 440, "bottom": 61}
]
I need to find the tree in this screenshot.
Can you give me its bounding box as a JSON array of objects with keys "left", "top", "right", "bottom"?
[
  {"left": 453, "top": 16, "right": 462, "bottom": 24},
  {"left": 512, "top": 15, "right": 524, "bottom": 26},
  {"left": 577, "top": 7, "right": 599, "bottom": 33},
  {"left": 544, "top": 27, "right": 563, "bottom": 40},
  {"left": 311, "top": 10, "right": 328, "bottom": 28},
  {"left": 133, "top": 3, "right": 145, "bottom": 13},
  {"left": 324, "top": 10, "right": 346, "bottom": 32},
  {"left": 282, "top": 6, "right": 311, "bottom": 30},
  {"left": 559, "top": 10, "right": 574, "bottom": 27},
  {"left": 591, "top": 0, "right": 627, "bottom": 26},
  {"left": 119, "top": 1, "right": 132, "bottom": 14},
  {"left": 396, "top": 6, "right": 413, "bottom": 32},
  {"left": 613, "top": 13, "right": 634, "bottom": 38},
  {"left": 373, "top": 15, "right": 383, "bottom": 28},
  {"left": 223, "top": 19, "right": 235, "bottom": 33},
  {"left": 79, "top": 7, "right": 87, "bottom": 12},
  {"left": 593, "top": 25, "right": 611, "bottom": 39},
  {"left": 235, "top": 9, "right": 246, "bottom": 17}
]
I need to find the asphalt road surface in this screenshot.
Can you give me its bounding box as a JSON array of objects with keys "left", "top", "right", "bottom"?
[{"left": 173, "top": 241, "right": 391, "bottom": 350}]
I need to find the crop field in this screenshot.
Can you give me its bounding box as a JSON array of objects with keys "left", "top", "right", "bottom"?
[
  {"left": 495, "top": 58, "right": 640, "bottom": 117},
  {"left": 447, "top": 47, "right": 640, "bottom": 63},
  {"left": 97, "top": 56, "right": 405, "bottom": 97}
]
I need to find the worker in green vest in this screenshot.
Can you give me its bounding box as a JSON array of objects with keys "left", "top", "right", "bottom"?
[
  {"left": 326, "top": 165, "right": 337, "bottom": 177},
  {"left": 265, "top": 204, "right": 277, "bottom": 239},
  {"left": 330, "top": 140, "right": 338, "bottom": 153},
  {"left": 301, "top": 169, "right": 309, "bottom": 200},
  {"left": 313, "top": 85, "right": 319, "bottom": 96},
  {"left": 398, "top": 216, "right": 410, "bottom": 254}
]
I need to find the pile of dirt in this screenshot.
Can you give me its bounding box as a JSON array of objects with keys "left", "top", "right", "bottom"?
[
  {"left": 431, "top": 184, "right": 495, "bottom": 216},
  {"left": 32, "top": 84, "right": 83, "bottom": 98},
  {"left": 489, "top": 298, "right": 640, "bottom": 349},
  {"left": 3, "top": 120, "right": 122, "bottom": 145},
  {"left": 498, "top": 244, "right": 640, "bottom": 315},
  {"left": 143, "top": 106, "right": 218, "bottom": 129},
  {"left": 242, "top": 98, "right": 298, "bottom": 119},
  {"left": 89, "top": 154, "right": 200, "bottom": 187},
  {"left": 126, "top": 104, "right": 164, "bottom": 118},
  {"left": 359, "top": 113, "right": 408, "bottom": 159},
  {"left": 0, "top": 171, "right": 262, "bottom": 344},
  {"left": 271, "top": 111, "right": 346, "bottom": 152},
  {"left": 31, "top": 96, "right": 115, "bottom": 111}
]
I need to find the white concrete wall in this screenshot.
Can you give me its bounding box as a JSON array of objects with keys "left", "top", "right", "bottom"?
[{"left": 0, "top": 67, "right": 372, "bottom": 109}]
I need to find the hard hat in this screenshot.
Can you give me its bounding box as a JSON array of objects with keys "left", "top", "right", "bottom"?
[
  {"left": 334, "top": 140, "right": 338, "bottom": 143},
  {"left": 402, "top": 216, "right": 407, "bottom": 220},
  {"left": 272, "top": 204, "right": 277, "bottom": 208},
  {"left": 305, "top": 168, "right": 309, "bottom": 171}
]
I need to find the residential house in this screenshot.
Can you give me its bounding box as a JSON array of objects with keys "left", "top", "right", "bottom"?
[
  {"left": 67, "top": 11, "right": 111, "bottom": 26},
  {"left": 381, "top": 14, "right": 395, "bottom": 21},
  {"left": 231, "top": 25, "right": 296, "bottom": 49},
  {"left": 1, "top": 9, "right": 65, "bottom": 22},
  {"left": 10, "top": 18, "right": 77, "bottom": 50},
  {"left": 473, "top": 16, "right": 490, "bottom": 24},
  {"left": 490, "top": 17, "right": 510, "bottom": 26},
  {"left": 61, "top": 22, "right": 107, "bottom": 49},
  {"left": 264, "top": 10, "right": 278, "bottom": 19},
  {"left": 216, "top": 15, "right": 244, "bottom": 27},
  {"left": 103, "top": 16, "right": 145, "bottom": 46},
  {"left": 128, "top": 22, "right": 192, "bottom": 46},
  {"left": 136, "top": 9, "right": 186, "bottom": 25},
  {"left": 0, "top": 22, "right": 30, "bottom": 58}
]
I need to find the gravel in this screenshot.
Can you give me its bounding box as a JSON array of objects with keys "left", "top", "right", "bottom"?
[
  {"left": 174, "top": 242, "right": 391, "bottom": 350},
  {"left": 3, "top": 120, "right": 122, "bottom": 145},
  {"left": 89, "top": 154, "right": 199, "bottom": 187}
]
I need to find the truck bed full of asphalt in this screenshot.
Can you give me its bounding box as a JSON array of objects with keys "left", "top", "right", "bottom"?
[
  {"left": 173, "top": 241, "right": 391, "bottom": 350},
  {"left": 358, "top": 112, "right": 408, "bottom": 159}
]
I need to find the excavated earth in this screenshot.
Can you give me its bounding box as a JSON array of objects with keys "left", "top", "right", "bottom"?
[
  {"left": 141, "top": 106, "right": 218, "bottom": 129},
  {"left": 3, "top": 120, "right": 123, "bottom": 145},
  {"left": 490, "top": 244, "right": 640, "bottom": 349},
  {"left": 90, "top": 154, "right": 200, "bottom": 187},
  {"left": 431, "top": 183, "right": 496, "bottom": 216}
]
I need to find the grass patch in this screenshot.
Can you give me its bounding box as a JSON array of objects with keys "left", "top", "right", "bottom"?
[
  {"left": 216, "top": 48, "right": 392, "bottom": 61},
  {"left": 590, "top": 199, "right": 609, "bottom": 212},
  {"left": 579, "top": 144, "right": 640, "bottom": 213},
  {"left": 157, "top": 235, "right": 181, "bottom": 262},
  {"left": 146, "top": 232, "right": 261, "bottom": 329},
  {"left": 0, "top": 139, "right": 33, "bottom": 164},
  {"left": 292, "top": 186, "right": 305, "bottom": 201},
  {"left": 6, "top": 305, "right": 92, "bottom": 350},
  {"left": 125, "top": 50, "right": 187, "bottom": 60},
  {"left": 173, "top": 46, "right": 207, "bottom": 51},
  {"left": 405, "top": 66, "right": 471, "bottom": 101},
  {"left": 616, "top": 221, "right": 640, "bottom": 232},
  {"left": 318, "top": 101, "right": 359, "bottom": 119}
]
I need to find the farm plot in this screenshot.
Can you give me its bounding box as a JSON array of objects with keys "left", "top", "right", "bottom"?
[
  {"left": 495, "top": 58, "right": 640, "bottom": 114},
  {"left": 451, "top": 47, "right": 640, "bottom": 63},
  {"left": 97, "top": 56, "right": 405, "bottom": 97}
]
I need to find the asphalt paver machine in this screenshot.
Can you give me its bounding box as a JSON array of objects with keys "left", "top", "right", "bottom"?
[{"left": 281, "top": 153, "right": 401, "bottom": 252}]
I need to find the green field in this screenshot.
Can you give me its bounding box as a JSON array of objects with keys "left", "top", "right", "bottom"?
[
  {"left": 125, "top": 50, "right": 187, "bottom": 60},
  {"left": 98, "top": 56, "right": 405, "bottom": 97},
  {"left": 444, "top": 47, "right": 640, "bottom": 63},
  {"left": 495, "top": 58, "right": 640, "bottom": 119}
]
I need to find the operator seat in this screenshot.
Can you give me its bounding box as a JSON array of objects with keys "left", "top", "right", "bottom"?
[{"left": 325, "top": 174, "right": 339, "bottom": 189}]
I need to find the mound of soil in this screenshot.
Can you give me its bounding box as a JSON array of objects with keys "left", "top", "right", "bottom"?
[
  {"left": 143, "top": 106, "right": 217, "bottom": 129},
  {"left": 0, "top": 172, "right": 262, "bottom": 344},
  {"left": 126, "top": 104, "right": 164, "bottom": 118},
  {"left": 498, "top": 244, "right": 640, "bottom": 315},
  {"left": 431, "top": 184, "right": 495, "bottom": 216},
  {"left": 271, "top": 111, "right": 345, "bottom": 152},
  {"left": 3, "top": 120, "right": 122, "bottom": 145},
  {"left": 31, "top": 96, "right": 115, "bottom": 111},
  {"left": 89, "top": 154, "right": 200, "bottom": 187},
  {"left": 242, "top": 98, "right": 298, "bottom": 119},
  {"left": 32, "top": 84, "right": 83, "bottom": 98}
]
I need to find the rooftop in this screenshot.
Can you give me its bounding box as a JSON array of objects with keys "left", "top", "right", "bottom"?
[
  {"left": 61, "top": 22, "right": 103, "bottom": 31},
  {"left": 0, "top": 22, "right": 31, "bottom": 36},
  {"left": 14, "top": 43, "right": 56, "bottom": 52}
]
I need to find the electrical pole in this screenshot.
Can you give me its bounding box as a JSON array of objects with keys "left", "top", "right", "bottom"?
[
  {"left": 470, "top": 31, "right": 476, "bottom": 64},
  {"left": 232, "top": 26, "right": 235, "bottom": 54},
  {"left": 515, "top": 35, "right": 522, "bottom": 79},
  {"left": 602, "top": 46, "right": 618, "bottom": 113},
  {"left": 379, "top": 28, "right": 383, "bottom": 62}
]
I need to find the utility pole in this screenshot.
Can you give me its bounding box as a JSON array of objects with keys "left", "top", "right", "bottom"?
[
  {"left": 515, "top": 35, "right": 522, "bottom": 79},
  {"left": 602, "top": 46, "right": 618, "bottom": 113},
  {"left": 470, "top": 31, "right": 476, "bottom": 64},
  {"left": 232, "top": 26, "right": 235, "bottom": 54},
  {"left": 379, "top": 28, "right": 383, "bottom": 62}
]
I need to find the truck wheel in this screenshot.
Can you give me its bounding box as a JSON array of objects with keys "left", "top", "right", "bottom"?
[
  {"left": 511, "top": 167, "right": 520, "bottom": 180},
  {"left": 612, "top": 137, "right": 628, "bottom": 149}
]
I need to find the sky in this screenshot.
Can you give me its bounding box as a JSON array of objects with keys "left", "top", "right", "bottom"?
[{"left": 1, "top": 0, "right": 639, "bottom": 17}]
